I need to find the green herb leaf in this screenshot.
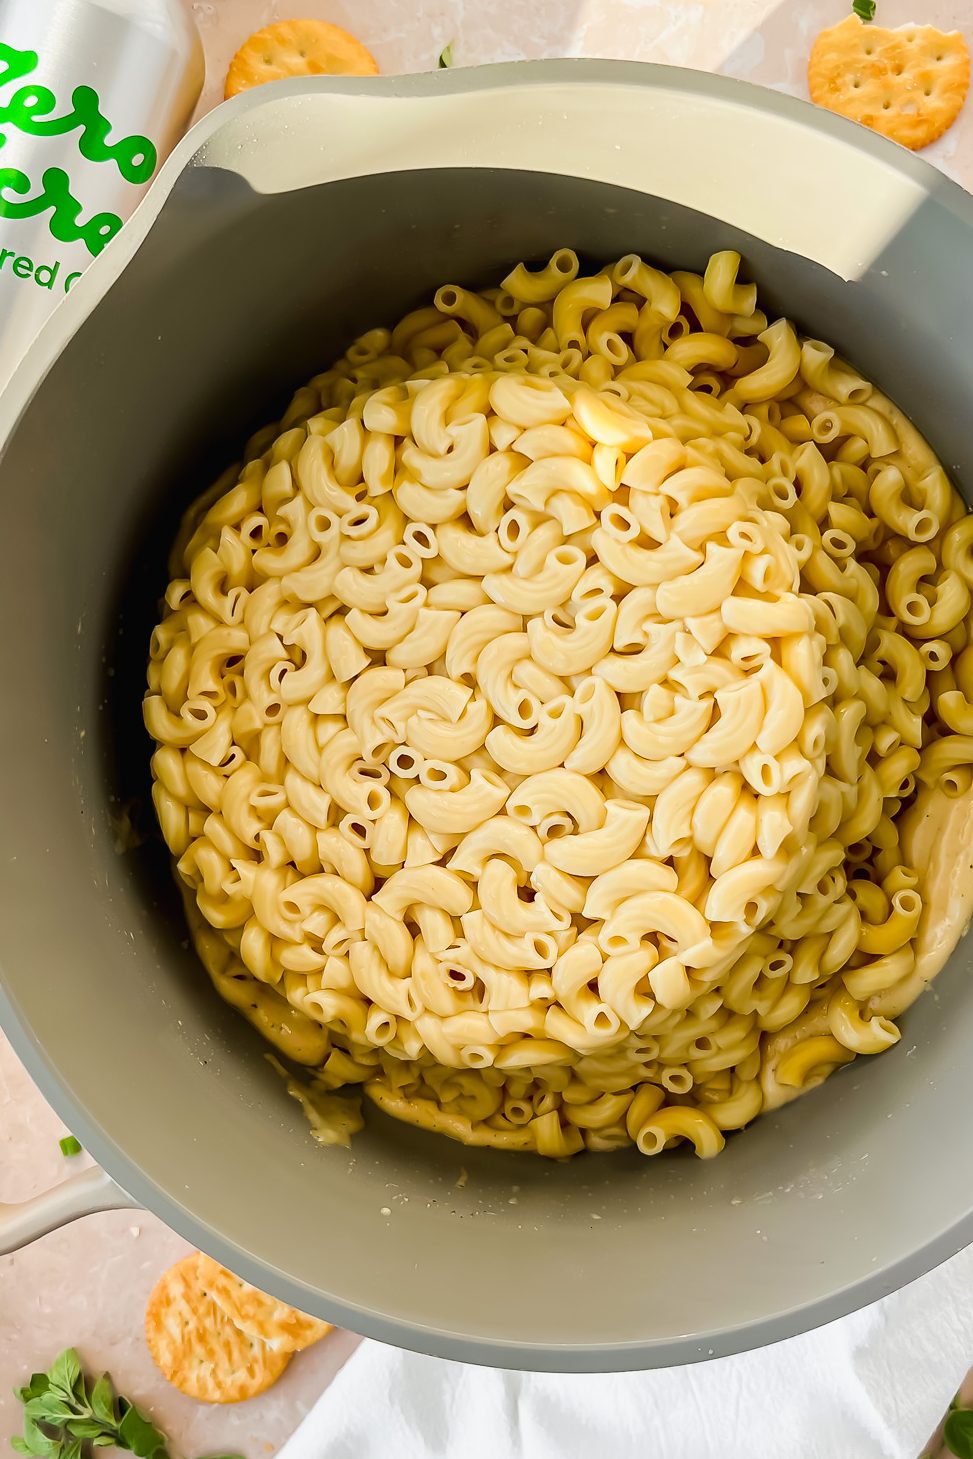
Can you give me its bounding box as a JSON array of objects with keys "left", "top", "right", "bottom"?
[
  {"left": 89, "top": 1374, "right": 116, "bottom": 1426},
  {"left": 58, "top": 1136, "right": 83, "bottom": 1158},
  {"left": 117, "top": 1402, "right": 169, "bottom": 1457},
  {"left": 25, "top": 1395, "right": 74, "bottom": 1426},
  {"left": 438, "top": 42, "right": 454, "bottom": 68},
  {"left": 16, "top": 1374, "right": 51, "bottom": 1404},
  {"left": 851, "top": 0, "right": 876, "bottom": 19},
  {"left": 946, "top": 1408, "right": 973, "bottom": 1459},
  {"left": 65, "top": 1417, "right": 111, "bottom": 1439},
  {"left": 19, "top": 1414, "right": 57, "bottom": 1459},
  {"left": 16, "top": 1352, "right": 177, "bottom": 1459},
  {"left": 48, "top": 1350, "right": 82, "bottom": 1400}
]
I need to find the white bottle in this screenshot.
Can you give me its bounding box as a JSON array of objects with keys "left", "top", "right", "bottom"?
[{"left": 0, "top": 0, "right": 204, "bottom": 391}]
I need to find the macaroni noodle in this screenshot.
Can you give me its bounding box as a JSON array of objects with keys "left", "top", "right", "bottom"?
[{"left": 145, "top": 249, "right": 973, "bottom": 1161}]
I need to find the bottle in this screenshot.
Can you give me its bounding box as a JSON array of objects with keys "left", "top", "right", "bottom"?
[{"left": 0, "top": 0, "right": 204, "bottom": 392}]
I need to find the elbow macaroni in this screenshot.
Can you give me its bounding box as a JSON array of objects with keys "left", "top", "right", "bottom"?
[{"left": 144, "top": 248, "right": 973, "bottom": 1162}]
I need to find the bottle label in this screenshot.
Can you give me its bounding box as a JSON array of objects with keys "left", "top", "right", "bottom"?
[{"left": 0, "top": 37, "right": 159, "bottom": 301}]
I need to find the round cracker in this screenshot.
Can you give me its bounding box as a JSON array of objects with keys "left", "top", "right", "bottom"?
[
  {"left": 808, "top": 16, "right": 970, "bottom": 151},
  {"left": 225, "top": 19, "right": 379, "bottom": 99},
  {"left": 145, "top": 1254, "right": 290, "bottom": 1403},
  {"left": 196, "top": 1253, "right": 333, "bottom": 1354}
]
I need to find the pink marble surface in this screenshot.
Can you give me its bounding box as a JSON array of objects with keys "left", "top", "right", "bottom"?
[
  {"left": 188, "top": 0, "right": 973, "bottom": 182},
  {"left": 0, "top": 1034, "right": 361, "bottom": 1454},
  {"left": 3, "top": 0, "right": 973, "bottom": 1455}
]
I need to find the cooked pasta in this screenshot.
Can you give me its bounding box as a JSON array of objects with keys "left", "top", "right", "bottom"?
[{"left": 144, "top": 247, "right": 973, "bottom": 1160}]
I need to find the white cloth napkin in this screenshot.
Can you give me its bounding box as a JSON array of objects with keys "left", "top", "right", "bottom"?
[{"left": 278, "top": 1242, "right": 973, "bottom": 1459}]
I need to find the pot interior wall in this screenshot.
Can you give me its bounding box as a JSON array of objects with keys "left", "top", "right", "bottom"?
[{"left": 1, "top": 163, "right": 972, "bottom": 1367}]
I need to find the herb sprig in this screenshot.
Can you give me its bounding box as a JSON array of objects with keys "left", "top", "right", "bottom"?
[
  {"left": 946, "top": 1403, "right": 973, "bottom": 1458},
  {"left": 14, "top": 1349, "right": 242, "bottom": 1459},
  {"left": 852, "top": 0, "right": 876, "bottom": 20}
]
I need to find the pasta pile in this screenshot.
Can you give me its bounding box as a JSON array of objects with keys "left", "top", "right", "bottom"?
[{"left": 144, "top": 248, "right": 973, "bottom": 1159}]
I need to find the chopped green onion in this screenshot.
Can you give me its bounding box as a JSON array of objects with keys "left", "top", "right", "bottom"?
[
  {"left": 852, "top": 0, "right": 877, "bottom": 20},
  {"left": 59, "top": 1135, "right": 82, "bottom": 1157},
  {"left": 438, "top": 42, "right": 454, "bottom": 68}
]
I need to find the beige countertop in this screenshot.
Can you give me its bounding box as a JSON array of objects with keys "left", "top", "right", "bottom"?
[{"left": 2, "top": 0, "right": 972, "bottom": 1454}]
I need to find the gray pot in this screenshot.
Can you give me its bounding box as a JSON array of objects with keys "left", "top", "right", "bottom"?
[{"left": 1, "top": 62, "right": 972, "bottom": 1372}]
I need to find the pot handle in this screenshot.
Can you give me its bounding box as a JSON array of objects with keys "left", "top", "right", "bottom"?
[{"left": 0, "top": 1167, "right": 137, "bottom": 1255}]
